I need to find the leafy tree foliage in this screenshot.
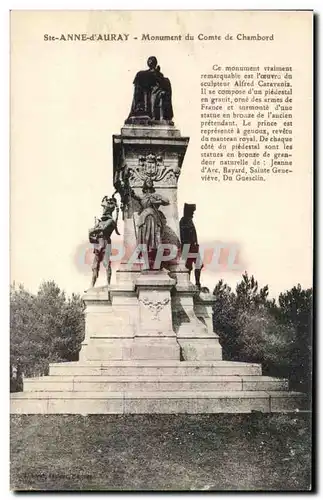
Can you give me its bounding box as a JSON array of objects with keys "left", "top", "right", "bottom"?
[
  {"left": 277, "top": 285, "right": 312, "bottom": 390},
  {"left": 235, "top": 273, "right": 269, "bottom": 310},
  {"left": 10, "top": 281, "right": 85, "bottom": 391},
  {"left": 213, "top": 273, "right": 312, "bottom": 391}
]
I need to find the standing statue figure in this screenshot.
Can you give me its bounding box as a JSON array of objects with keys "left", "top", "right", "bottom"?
[
  {"left": 89, "top": 196, "right": 120, "bottom": 288},
  {"left": 180, "top": 203, "right": 204, "bottom": 289},
  {"left": 127, "top": 56, "right": 174, "bottom": 122},
  {"left": 113, "top": 163, "right": 130, "bottom": 213},
  {"left": 131, "top": 179, "right": 169, "bottom": 269}
]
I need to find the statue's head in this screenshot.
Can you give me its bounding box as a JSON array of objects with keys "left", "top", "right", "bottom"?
[
  {"left": 101, "top": 196, "right": 117, "bottom": 219},
  {"left": 183, "top": 203, "right": 196, "bottom": 219},
  {"left": 142, "top": 178, "right": 155, "bottom": 193},
  {"left": 147, "top": 56, "right": 158, "bottom": 69}
]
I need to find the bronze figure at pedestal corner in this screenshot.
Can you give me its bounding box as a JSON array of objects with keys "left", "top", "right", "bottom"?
[
  {"left": 88, "top": 196, "right": 120, "bottom": 289},
  {"left": 126, "top": 56, "right": 174, "bottom": 124},
  {"left": 180, "top": 203, "right": 204, "bottom": 289}
]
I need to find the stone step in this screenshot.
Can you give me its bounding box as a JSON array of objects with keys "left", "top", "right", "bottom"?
[
  {"left": 23, "top": 375, "right": 288, "bottom": 392},
  {"left": 10, "top": 390, "right": 307, "bottom": 414},
  {"left": 49, "top": 360, "right": 263, "bottom": 377}
]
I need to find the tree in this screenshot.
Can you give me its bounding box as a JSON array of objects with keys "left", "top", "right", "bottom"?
[
  {"left": 52, "top": 293, "right": 85, "bottom": 361},
  {"left": 213, "top": 280, "right": 240, "bottom": 360},
  {"left": 235, "top": 272, "right": 269, "bottom": 311},
  {"left": 237, "top": 309, "right": 297, "bottom": 377},
  {"left": 10, "top": 284, "right": 41, "bottom": 390},
  {"left": 10, "top": 281, "right": 85, "bottom": 391},
  {"left": 212, "top": 275, "right": 312, "bottom": 392},
  {"left": 278, "top": 285, "right": 312, "bottom": 390},
  {"left": 213, "top": 273, "right": 270, "bottom": 360}
]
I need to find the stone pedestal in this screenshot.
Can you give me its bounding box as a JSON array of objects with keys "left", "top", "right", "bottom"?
[
  {"left": 113, "top": 124, "right": 189, "bottom": 281},
  {"left": 80, "top": 286, "right": 137, "bottom": 362},
  {"left": 80, "top": 270, "right": 182, "bottom": 362},
  {"left": 170, "top": 261, "right": 207, "bottom": 336},
  {"left": 81, "top": 123, "right": 222, "bottom": 363},
  {"left": 81, "top": 120, "right": 223, "bottom": 363},
  {"left": 179, "top": 292, "right": 223, "bottom": 361},
  {"left": 133, "top": 270, "right": 180, "bottom": 360},
  {"left": 169, "top": 262, "right": 223, "bottom": 361}
]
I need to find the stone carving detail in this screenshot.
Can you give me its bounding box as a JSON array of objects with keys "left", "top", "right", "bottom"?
[
  {"left": 140, "top": 293, "right": 170, "bottom": 321},
  {"left": 160, "top": 166, "right": 181, "bottom": 185},
  {"left": 128, "top": 154, "right": 181, "bottom": 187}
]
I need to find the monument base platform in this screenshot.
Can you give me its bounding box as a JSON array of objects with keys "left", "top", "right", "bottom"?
[
  {"left": 10, "top": 360, "right": 308, "bottom": 414},
  {"left": 10, "top": 271, "right": 308, "bottom": 415}
]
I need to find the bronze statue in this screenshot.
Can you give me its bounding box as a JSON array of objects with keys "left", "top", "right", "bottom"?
[
  {"left": 131, "top": 179, "right": 169, "bottom": 269},
  {"left": 113, "top": 164, "right": 130, "bottom": 213},
  {"left": 180, "top": 203, "right": 203, "bottom": 289},
  {"left": 89, "top": 196, "right": 120, "bottom": 288},
  {"left": 127, "top": 56, "right": 173, "bottom": 122}
]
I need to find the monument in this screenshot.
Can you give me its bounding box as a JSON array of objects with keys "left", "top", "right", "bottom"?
[{"left": 11, "top": 57, "right": 306, "bottom": 414}]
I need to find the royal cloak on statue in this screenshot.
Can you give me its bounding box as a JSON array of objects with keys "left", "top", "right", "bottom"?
[{"left": 127, "top": 56, "right": 174, "bottom": 122}]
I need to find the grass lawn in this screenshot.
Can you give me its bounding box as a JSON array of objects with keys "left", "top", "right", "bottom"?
[{"left": 10, "top": 413, "right": 312, "bottom": 491}]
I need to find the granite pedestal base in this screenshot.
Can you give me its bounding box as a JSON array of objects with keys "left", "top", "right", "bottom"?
[{"left": 10, "top": 270, "right": 308, "bottom": 414}]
